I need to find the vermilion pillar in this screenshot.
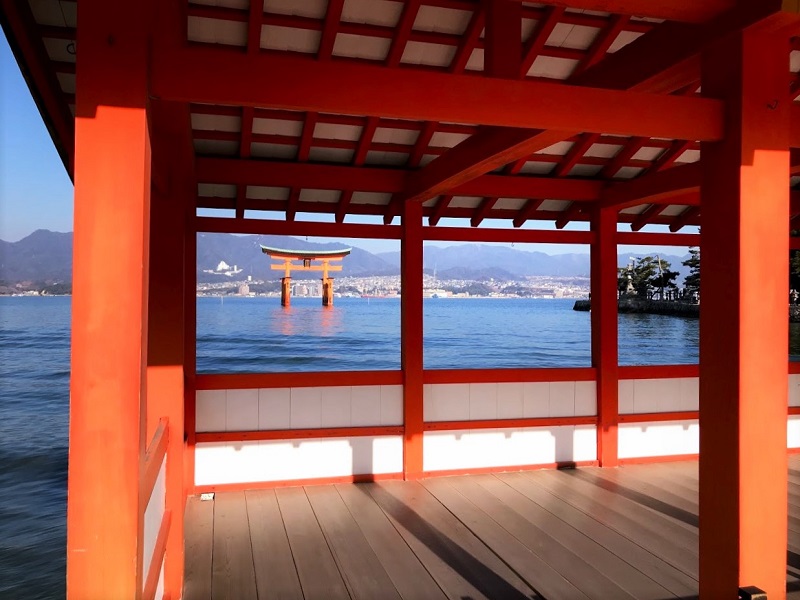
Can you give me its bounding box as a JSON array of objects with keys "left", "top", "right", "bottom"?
[
  {"left": 281, "top": 277, "right": 292, "bottom": 306},
  {"left": 67, "top": 1, "right": 151, "bottom": 597},
  {"left": 591, "top": 207, "right": 619, "bottom": 466},
  {"left": 322, "top": 277, "right": 334, "bottom": 306},
  {"left": 699, "top": 30, "right": 789, "bottom": 599},
  {"left": 147, "top": 100, "right": 192, "bottom": 600},
  {"left": 402, "top": 200, "right": 424, "bottom": 478}
]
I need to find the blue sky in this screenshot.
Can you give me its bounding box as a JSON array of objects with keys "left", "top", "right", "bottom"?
[
  {"left": 0, "top": 31, "right": 691, "bottom": 257},
  {"left": 0, "top": 33, "right": 73, "bottom": 242}
]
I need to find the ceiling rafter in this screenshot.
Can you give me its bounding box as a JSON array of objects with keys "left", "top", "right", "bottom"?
[
  {"left": 513, "top": 199, "right": 545, "bottom": 228},
  {"left": 572, "top": 14, "right": 631, "bottom": 77},
  {"left": 449, "top": 6, "right": 484, "bottom": 73},
  {"left": 555, "top": 202, "right": 584, "bottom": 229},
  {"left": 471, "top": 197, "right": 499, "bottom": 227},
  {"left": 669, "top": 206, "right": 701, "bottom": 232},
  {"left": 386, "top": 0, "right": 421, "bottom": 66},
  {"left": 630, "top": 204, "right": 666, "bottom": 231},
  {"left": 519, "top": 6, "right": 565, "bottom": 78},
  {"left": 429, "top": 195, "right": 454, "bottom": 226},
  {"left": 318, "top": 0, "right": 345, "bottom": 59},
  {"left": 553, "top": 133, "right": 600, "bottom": 178}
]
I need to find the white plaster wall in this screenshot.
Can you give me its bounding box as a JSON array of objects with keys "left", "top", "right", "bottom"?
[
  {"left": 423, "top": 381, "right": 596, "bottom": 422},
  {"left": 196, "top": 385, "right": 403, "bottom": 432},
  {"left": 789, "top": 415, "right": 800, "bottom": 448},
  {"left": 618, "top": 420, "right": 699, "bottom": 459},
  {"left": 423, "top": 425, "right": 597, "bottom": 472},
  {"left": 195, "top": 435, "right": 403, "bottom": 485},
  {"left": 618, "top": 377, "right": 698, "bottom": 414},
  {"left": 142, "top": 455, "right": 166, "bottom": 587}
]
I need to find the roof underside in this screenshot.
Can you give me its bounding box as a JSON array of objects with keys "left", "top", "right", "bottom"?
[{"left": 5, "top": 0, "right": 800, "bottom": 234}]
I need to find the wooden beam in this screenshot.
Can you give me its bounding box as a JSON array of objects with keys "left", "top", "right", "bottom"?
[
  {"left": 151, "top": 48, "right": 723, "bottom": 141},
  {"left": 513, "top": 0, "right": 735, "bottom": 23},
  {"left": 600, "top": 162, "right": 702, "bottom": 210},
  {"left": 194, "top": 158, "right": 603, "bottom": 201}
]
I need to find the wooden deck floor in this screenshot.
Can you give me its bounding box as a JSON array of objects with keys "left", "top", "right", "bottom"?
[{"left": 184, "top": 457, "right": 800, "bottom": 599}]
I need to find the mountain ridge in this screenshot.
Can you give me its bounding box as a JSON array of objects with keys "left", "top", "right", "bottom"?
[{"left": 0, "top": 230, "right": 694, "bottom": 287}]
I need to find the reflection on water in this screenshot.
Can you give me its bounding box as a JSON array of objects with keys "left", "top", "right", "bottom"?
[{"left": 197, "top": 297, "right": 800, "bottom": 373}]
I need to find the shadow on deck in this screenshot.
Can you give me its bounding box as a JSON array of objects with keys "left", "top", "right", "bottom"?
[{"left": 183, "top": 457, "right": 800, "bottom": 599}]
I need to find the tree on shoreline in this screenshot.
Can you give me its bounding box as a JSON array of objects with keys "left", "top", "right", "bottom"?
[
  {"left": 618, "top": 255, "right": 679, "bottom": 299},
  {"left": 682, "top": 248, "right": 700, "bottom": 296}
]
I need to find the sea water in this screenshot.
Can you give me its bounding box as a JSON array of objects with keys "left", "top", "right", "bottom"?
[{"left": 3, "top": 294, "right": 799, "bottom": 598}]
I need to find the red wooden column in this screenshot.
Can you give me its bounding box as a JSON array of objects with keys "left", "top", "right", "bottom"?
[
  {"left": 402, "top": 200, "right": 424, "bottom": 478},
  {"left": 147, "top": 100, "right": 193, "bottom": 600},
  {"left": 67, "top": 1, "right": 151, "bottom": 597},
  {"left": 591, "top": 207, "right": 619, "bottom": 466},
  {"left": 699, "top": 29, "right": 789, "bottom": 599}
]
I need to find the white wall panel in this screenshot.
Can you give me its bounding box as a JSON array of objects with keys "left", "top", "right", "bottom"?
[
  {"left": 226, "top": 388, "right": 258, "bottom": 431},
  {"left": 351, "top": 385, "right": 381, "bottom": 426},
  {"left": 423, "top": 425, "right": 597, "bottom": 472},
  {"left": 195, "top": 435, "right": 403, "bottom": 485},
  {"left": 497, "top": 383, "right": 524, "bottom": 419},
  {"left": 196, "top": 390, "right": 226, "bottom": 432},
  {"left": 789, "top": 415, "right": 800, "bottom": 448},
  {"left": 790, "top": 374, "right": 800, "bottom": 407},
  {"left": 199, "top": 385, "right": 401, "bottom": 432},
  {"left": 380, "top": 385, "right": 403, "bottom": 425},
  {"left": 618, "top": 378, "right": 697, "bottom": 415},
  {"left": 319, "top": 386, "right": 352, "bottom": 428},
  {"left": 424, "top": 381, "right": 589, "bottom": 422},
  {"left": 143, "top": 456, "right": 166, "bottom": 587},
  {"left": 575, "top": 381, "right": 597, "bottom": 416},
  {"left": 290, "top": 387, "right": 322, "bottom": 428},
  {"left": 618, "top": 420, "right": 699, "bottom": 459},
  {"left": 259, "top": 388, "right": 291, "bottom": 429},
  {"left": 469, "top": 383, "right": 498, "bottom": 420},
  {"left": 424, "top": 383, "right": 470, "bottom": 421},
  {"left": 522, "top": 382, "right": 550, "bottom": 418},
  {"left": 549, "top": 381, "right": 575, "bottom": 417}
]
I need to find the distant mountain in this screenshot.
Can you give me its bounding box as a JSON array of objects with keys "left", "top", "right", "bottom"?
[
  {"left": 0, "top": 230, "right": 72, "bottom": 283},
  {"left": 378, "top": 244, "right": 692, "bottom": 282},
  {"left": 0, "top": 230, "right": 694, "bottom": 287}
]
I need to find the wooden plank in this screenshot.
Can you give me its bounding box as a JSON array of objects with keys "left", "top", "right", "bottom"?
[
  {"left": 527, "top": 470, "right": 698, "bottom": 578},
  {"left": 305, "top": 485, "right": 402, "bottom": 600},
  {"left": 244, "top": 490, "right": 303, "bottom": 600},
  {"left": 455, "top": 474, "right": 673, "bottom": 600},
  {"left": 275, "top": 486, "right": 350, "bottom": 600},
  {"left": 212, "top": 492, "right": 258, "bottom": 599},
  {"left": 495, "top": 471, "right": 697, "bottom": 598},
  {"left": 423, "top": 476, "right": 626, "bottom": 600},
  {"left": 575, "top": 469, "right": 698, "bottom": 529},
  {"left": 335, "top": 484, "right": 447, "bottom": 600},
  {"left": 366, "top": 480, "right": 536, "bottom": 600},
  {"left": 183, "top": 496, "right": 213, "bottom": 600}
]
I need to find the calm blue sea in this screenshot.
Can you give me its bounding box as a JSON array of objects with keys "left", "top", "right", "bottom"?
[{"left": 3, "top": 294, "right": 800, "bottom": 598}]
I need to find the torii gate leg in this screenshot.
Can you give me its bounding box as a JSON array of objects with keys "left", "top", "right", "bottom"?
[
  {"left": 281, "top": 277, "right": 291, "bottom": 307},
  {"left": 322, "top": 277, "right": 334, "bottom": 306}
]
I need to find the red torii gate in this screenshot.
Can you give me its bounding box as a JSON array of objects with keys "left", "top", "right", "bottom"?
[{"left": 260, "top": 245, "right": 351, "bottom": 307}]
